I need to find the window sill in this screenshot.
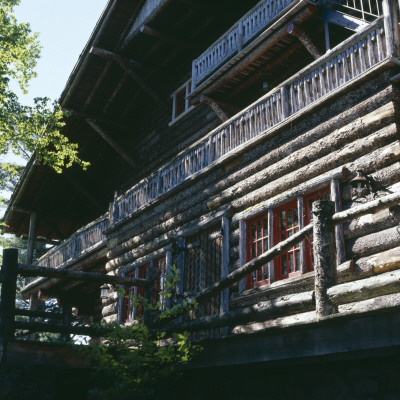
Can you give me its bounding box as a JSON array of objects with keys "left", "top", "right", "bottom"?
[{"left": 169, "top": 105, "right": 196, "bottom": 127}]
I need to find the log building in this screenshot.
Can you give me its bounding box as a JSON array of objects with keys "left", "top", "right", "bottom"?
[{"left": 4, "top": 0, "right": 400, "bottom": 397}]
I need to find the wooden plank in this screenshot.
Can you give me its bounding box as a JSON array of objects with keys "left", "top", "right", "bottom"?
[{"left": 86, "top": 118, "right": 137, "bottom": 169}]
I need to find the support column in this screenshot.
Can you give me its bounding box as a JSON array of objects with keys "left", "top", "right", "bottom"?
[
  {"left": 143, "top": 262, "right": 156, "bottom": 328},
  {"left": 0, "top": 249, "right": 18, "bottom": 343},
  {"left": 26, "top": 212, "right": 38, "bottom": 341},
  {"left": 312, "top": 201, "right": 337, "bottom": 317}
]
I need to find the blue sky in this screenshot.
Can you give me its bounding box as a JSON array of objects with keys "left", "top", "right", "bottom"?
[{"left": 14, "top": 0, "right": 109, "bottom": 105}]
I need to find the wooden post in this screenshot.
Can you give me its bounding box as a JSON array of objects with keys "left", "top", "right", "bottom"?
[
  {"left": 27, "top": 212, "right": 38, "bottom": 341},
  {"left": 238, "top": 220, "right": 247, "bottom": 292},
  {"left": 330, "top": 179, "right": 346, "bottom": 265},
  {"left": 0, "top": 249, "right": 18, "bottom": 342},
  {"left": 312, "top": 201, "right": 337, "bottom": 317},
  {"left": 61, "top": 303, "right": 72, "bottom": 343},
  {"left": 382, "top": 0, "right": 397, "bottom": 57},
  {"left": 143, "top": 263, "right": 156, "bottom": 328},
  {"left": 220, "top": 217, "right": 230, "bottom": 314},
  {"left": 165, "top": 250, "right": 173, "bottom": 309}
]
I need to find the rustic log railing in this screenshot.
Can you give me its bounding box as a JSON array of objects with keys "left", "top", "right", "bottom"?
[
  {"left": 24, "top": 215, "right": 109, "bottom": 286},
  {"left": 110, "top": 17, "right": 392, "bottom": 227},
  {"left": 2, "top": 191, "right": 400, "bottom": 345},
  {"left": 192, "top": 0, "right": 298, "bottom": 88}
]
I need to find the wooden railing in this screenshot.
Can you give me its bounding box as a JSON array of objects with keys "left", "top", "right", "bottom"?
[
  {"left": 192, "top": 0, "right": 297, "bottom": 88},
  {"left": 33, "top": 215, "right": 109, "bottom": 271},
  {"left": 110, "top": 17, "right": 390, "bottom": 227},
  {"left": 324, "top": 0, "right": 382, "bottom": 22}
]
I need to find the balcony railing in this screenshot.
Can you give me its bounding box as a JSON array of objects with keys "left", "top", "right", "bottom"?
[
  {"left": 33, "top": 215, "right": 109, "bottom": 271},
  {"left": 192, "top": 0, "right": 298, "bottom": 88},
  {"left": 110, "top": 17, "right": 391, "bottom": 227}
]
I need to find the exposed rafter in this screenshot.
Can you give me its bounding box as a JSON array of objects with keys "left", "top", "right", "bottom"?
[
  {"left": 199, "top": 95, "right": 240, "bottom": 122},
  {"left": 287, "top": 23, "right": 322, "bottom": 60},
  {"left": 63, "top": 170, "right": 104, "bottom": 211},
  {"left": 139, "top": 24, "right": 186, "bottom": 46},
  {"left": 90, "top": 46, "right": 165, "bottom": 106},
  {"left": 85, "top": 118, "right": 137, "bottom": 169},
  {"left": 320, "top": 8, "right": 369, "bottom": 31}
]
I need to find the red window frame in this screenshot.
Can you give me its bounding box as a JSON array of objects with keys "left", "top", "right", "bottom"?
[
  {"left": 245, "top": 214, "right": 270, "bottom": 289},
  {"left": 273, "top": 200, "right": 301, "bottom": 280},
  {"left": 244, "top": 186, "right": 332, "bottom": 289},
  {"left": 303, "top": 187, "right": 331, "bottom": 271},
  {"left": 122, "top": 257, "right": 166, "bottom": 323}
]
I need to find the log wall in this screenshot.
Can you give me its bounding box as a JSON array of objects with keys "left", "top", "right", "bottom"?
[{"left": 103, "top": 67, "right": 400, "bottom": 329}]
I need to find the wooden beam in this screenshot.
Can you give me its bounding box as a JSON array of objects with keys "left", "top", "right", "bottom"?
[
  {"left": 199, "top": 95, "right": 229, "bottom": 121},
  {"left": 103, "top": 73, "right": 128, "bottom": 114},
  {"left": 83, "top": 60, "right": 113, "bottom": 112},
  {"left": 90, "top": 46, "right": 165, "bottom": 106},
  {"left": 321, "top": 8, "right": 369, "bottom": 31},
  {"left": 63, "top": 170, "right": 104, "bottom": 211},
  {"left": 287, "top": 23, "right": 322, "bottom": 59},
  {"left": 85, "top": 118, "right": 137, "bottom": 169},
  {"left": 17, "top": 264, "right": 149, "bottom": 288},
  {"left": 139, "top": 24, "right": 185, "bottom": 46}
]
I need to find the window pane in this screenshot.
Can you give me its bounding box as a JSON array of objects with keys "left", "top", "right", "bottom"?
[
  {"left": 281, "top": 211, "right": 286, "bottom": 231},
  {"left": 263, "top": 238, "right": 268, "bottom": 252},
  {"left": 264, "top": 265, "right": 269, "bottom": 279},
  {"left": 295, "top": 250, "right": 301, "bottom": 272},
  {"left": 281, "top": 255, "right": 287, "bottom": 276},
  {"left": 257, "top": 220, "right": 262, "bottom": 239},
  {"left": 294, "top": 207, "right": 298, "bottom": 226},
  {"left": 287, "top": 209, "right": 293, "bottom": 228},
  {"left": 252, "top": 243, "right": 256, "bottom": 260},
  {"left": 257, "top": 241, "right": 262, "bottom": 256},
  {"left": 251, "top": 223, "right": 256, "bottom": 241},
  {"left": 263, "top": 219, "right": 268, "bottom": 236},
  {"left": 289, "top": 252, "right": 294, "bottom": 273}
]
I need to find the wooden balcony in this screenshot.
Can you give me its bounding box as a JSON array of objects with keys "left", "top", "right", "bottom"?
[
  {"left": 24, "top": 215, "right": 109, "bottom": 289},
  {"left": 191, "top": 0, "right": 299, "bottom": 90},
  {"left": 110, "top": 15, "right": 396, "bottom": 228}
]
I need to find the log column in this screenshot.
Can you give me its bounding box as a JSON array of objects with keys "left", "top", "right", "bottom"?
[
  {"left": 312, "top": 200, "right": 337, "bottom": 317},
  {"left": 0, "top": 249, "right": 18, "bottom": 343}
]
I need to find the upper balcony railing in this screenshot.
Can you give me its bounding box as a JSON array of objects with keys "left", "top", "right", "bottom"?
[
  {"left": 192, "top": 0, "right": 298, "bottom": 89},
  {"left": 110, "top": 16, "right": 393, "bottom": 227},
  {"left": 33, "top": 215, "right": 109, "bottom": 271}
]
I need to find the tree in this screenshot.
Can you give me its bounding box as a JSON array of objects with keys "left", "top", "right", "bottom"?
[{"left": 0, "top": 0, "right": 89, "bottom": 189}]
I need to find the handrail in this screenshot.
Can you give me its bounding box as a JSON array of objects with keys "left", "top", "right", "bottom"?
[
  {"left": 34, "top": 214, "right": 109, "bottom": 270},
  {"left": 110, "top": 18, "right": 389, "bottom": 227},
  {"left": 192, "top": 0, "right": 298, "bottom": 87}
]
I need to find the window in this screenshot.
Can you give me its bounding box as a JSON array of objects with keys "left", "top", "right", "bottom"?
[
  {"left": 122, "top": 257, "right": 166, "bottom": 323},
  {"left": 171, "top": 79, "right": 193, "bottom": 122},
  {"left": 246, "top": 215, "right": 269, "bottom": 289},
  {"left": 273, "top": 200, "right": 301, "bottom": 280},
  {"left": 245, "top": 187, "right": 331, "bottom": 288}
]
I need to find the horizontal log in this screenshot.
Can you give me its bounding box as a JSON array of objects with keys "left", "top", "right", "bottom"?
[
  {"left": 14, "top": 309, "right": 64, "bottom": 320},
  {"left": 346, "top": 225, "right": 400, "bottom": 259},
  {"left": 235, "top": 141, "right": 400, "bottom": 222},
  {"left": 231, "top": 125, "right": 398, "bottom": 216},
  {"left": 232, "top": 292, "right": 400, "bottom": 335},
  {"left": 160, "top": 291, "right": 314, "bottom": 333},
  {"left": 355, "top": 246, "right": 400, "bottom": 277},
  {"left": 17, "top": 265, "right": 149, "bottom": 288},
  {"left": 231, "top": 260, "right": 354, "bottom": 309},
  {"left": 328, "top": 269, "right": 400, "bottom": 305},
  {"left": 14, "top": 320, "right": 107, "bottom": 336}
]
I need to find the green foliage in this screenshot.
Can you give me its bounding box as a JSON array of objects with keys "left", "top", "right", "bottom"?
[
  {"left": 0, "top": 0, "right": 89, "bottom": 189},
  {"left": 85, "top": 266, "right": 201, "bottom": 400}
]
